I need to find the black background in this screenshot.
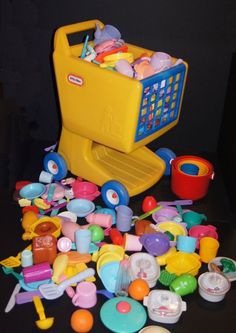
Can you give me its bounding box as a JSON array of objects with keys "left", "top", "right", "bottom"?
[{"left": 0, "top": 0, "right": 236, "bottom": 153}]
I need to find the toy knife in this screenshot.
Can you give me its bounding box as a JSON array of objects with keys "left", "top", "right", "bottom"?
[{"left": 5, "top": 283, "right": 21, "bottom": 313}]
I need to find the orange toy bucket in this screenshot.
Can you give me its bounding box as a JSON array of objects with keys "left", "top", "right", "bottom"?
[{"left": 171, "top": 155, "right": 214, "bottom": 200}]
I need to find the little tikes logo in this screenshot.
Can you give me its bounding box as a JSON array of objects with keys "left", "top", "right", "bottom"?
[{"left": 67, "top": 74, "right": 83, "bottom": 86}]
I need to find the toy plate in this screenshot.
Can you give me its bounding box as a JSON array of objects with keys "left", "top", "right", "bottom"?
[
  {"left": 19, "top": 183, "right": 46, "bottom": 200},
  {"left": 66, "top": 199, "right": 95, "bottom": 217}
]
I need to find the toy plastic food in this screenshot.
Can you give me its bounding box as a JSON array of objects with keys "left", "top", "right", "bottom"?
[
  {"left": 52, "top": 254, "right": 69, "bottom": 283},
  {"left": 71, "top": 309, "right": 94, "bottom": 333}
]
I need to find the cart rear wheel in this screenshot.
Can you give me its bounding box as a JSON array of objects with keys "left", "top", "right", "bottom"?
[
  {"left": 101, "top": 180, "right": 129, "bottom": 209},
  {"left": 155, "top": 147, "right": 176, "bottom": 176},
  {"left": 43, "top": 152, "right": 68, "bottom": 181}
]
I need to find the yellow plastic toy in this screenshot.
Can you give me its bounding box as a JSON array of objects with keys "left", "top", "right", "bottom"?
[
  {"left": 53, "top": 20, "right": 188, "bottom": 196},
  {"left": 22, "top": 216, "right": 62, "bottom": 240},
  {"left": 165, "top": 252, "right": 201, "bottom": 276},
  {"left": 33, "top": 296, "right": 54, "bottom": 330}
]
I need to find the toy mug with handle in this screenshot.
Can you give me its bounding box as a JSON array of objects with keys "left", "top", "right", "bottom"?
[
  {"left": 72, "top": 281, "right": 97, "bottom": 308},
  {"left": 182, "top": 211, "right": 207, "bottom": 229}
]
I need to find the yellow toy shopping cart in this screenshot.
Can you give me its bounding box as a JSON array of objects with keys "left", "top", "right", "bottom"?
[{"left": 48, "top": 19, "right": 188, "bottom": 203}]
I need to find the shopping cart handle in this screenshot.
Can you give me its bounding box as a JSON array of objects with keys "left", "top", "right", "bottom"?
[{"left": 54, "top": 19, "right": 104, "bottom": 55}]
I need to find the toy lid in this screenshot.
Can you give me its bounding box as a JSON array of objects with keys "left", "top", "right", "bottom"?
[
  {"left": 100, "top": 296, "right": 147, "bottom": 333},
  {"left": 143, "top": 290, "right": 186, "bottom": 321}
]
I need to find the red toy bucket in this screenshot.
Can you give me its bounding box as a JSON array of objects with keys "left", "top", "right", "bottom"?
[{"left": 171, "top": 155, "right": 214, "bottom": 200}]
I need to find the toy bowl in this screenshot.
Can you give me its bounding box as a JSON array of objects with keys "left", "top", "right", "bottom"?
[
  {"left": 66, "top": 199, "right": 95, "bottom": 217},
  {"left": 139, "top": 232, "right": 170, "bottom": 256},
  {"left": 19, "top": 183, "right": 46, "bottom": 200},
  {"left": 154, "top": 221, "right": 187, "bottom": 243},
  {"left": 189, "top": 225, "right": 218, "bottom": 249},
  {"left": 96, "top": 252, "right": 123, "bottom": 276},
  {"left": 72, "top": 181, "right": 100, "bottom": 201},
  {"left": 198, "top": 272, "right": 231, "bottom": 302},
  {"left": 165, "top": 252, "right": 201, "bottom": 276},
  {"left": 152, "top": 207, "right": 181, "bottom": 223}
]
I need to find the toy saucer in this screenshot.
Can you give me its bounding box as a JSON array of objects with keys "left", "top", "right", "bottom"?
[
  {"left": 100, "top": 296, "right": 147, "bottom": 333},
  {"left": 66, "top": 199, "right": 95, "bottom": 217},
  {"left": 19, "top": 183, "right": 46, "bottom": 200}
]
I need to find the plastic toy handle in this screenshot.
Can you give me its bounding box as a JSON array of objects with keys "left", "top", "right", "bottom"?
[
  {"left": 133, "top": 205, "right": 163, "bottom": 223},
  {"left": 54, "top": 19, "right": 104, "bottom": 55},
  {"left": 33, "top": 296, "right": 46, "bottom": 320},
  {"left": 58, "top": 268, "right": 95, "bottom": 292}
]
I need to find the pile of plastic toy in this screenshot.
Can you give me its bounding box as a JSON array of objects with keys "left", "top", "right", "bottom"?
[{"left": 1, "top": 165, "right": 236, "bottom": 333}]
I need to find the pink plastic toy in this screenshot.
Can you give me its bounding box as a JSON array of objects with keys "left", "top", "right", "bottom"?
[
  {"left": 72, "top": 180, "right": 100, "bottom": 201},
  {"left": 189, "top": 225, "right": 218, "bottom": 249},
  {"left": 22, "top": 262, "right": 52, "bottom": 284},
  {"left": 85, "top": 213, "right": 112, "bottom": 228}
]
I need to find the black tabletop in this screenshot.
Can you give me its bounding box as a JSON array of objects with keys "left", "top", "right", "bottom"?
[{"left": 0, "top": 148, "right": 235, "bottom": 333}]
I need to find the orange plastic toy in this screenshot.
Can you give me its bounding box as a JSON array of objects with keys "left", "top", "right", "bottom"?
[
  {"left": 128, "top": 278, "right": 150, "bottom": 301},
  {"left": 71, "top": 309, "right": 94, "bottom": 333}
]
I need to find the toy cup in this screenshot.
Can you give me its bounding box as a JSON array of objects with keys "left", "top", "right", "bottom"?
[
  {"left": 75, "top": 229, "right": 92, "bottom": 254},
  {"left": 188, "top": 225, "right": 218, "bottom": 249},
  {"left": 182, "top": 211, "right": 207, "bottom": 229},
  {"left": 21, "top": 249, "right": 33, "bottom": 268},
  {"left": 123, "top": 233, "right": 143, "bottom": 252},
  {"left": 180, "top": 163, "right": 199, "bottom": 175},
  {"left": 115, "top": 205, "right": 133, "bottom": 232},
  {"left": 150, "top": 52, "right": 172, "bottom": 72},
  {"left": 199, "top": 237, "right": 219, "bottom": 263},
  {"left": 72, "top": 281, "right": 97, "bottom": 308},
  {"left": 169, "top": 274, "right": 197, "bottom": 296},
  {"left": 176, "top": 235, "right": 197, "bottom": 253},
  {"left": 39, "top": 170, "right": 53, "bottom": 183}
]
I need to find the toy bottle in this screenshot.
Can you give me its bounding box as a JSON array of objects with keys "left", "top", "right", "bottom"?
[{"left": 85, "top": 213, "right": 112, "bottom": 229}]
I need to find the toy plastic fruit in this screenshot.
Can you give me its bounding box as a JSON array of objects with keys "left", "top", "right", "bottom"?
[
  {"left": 88, "top": 225, "right": 104, "bottom": 243},
  {"left": 71, "top": 309, "right": 94, "bottom": 333},
  {"left": 128, "top": 278, "right": 150, "bottom": 301},
  {"left": 142, "top": 196, "right": 157, "bottom": 213}
]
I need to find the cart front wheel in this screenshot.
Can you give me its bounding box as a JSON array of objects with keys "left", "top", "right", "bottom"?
[
  {"left": 43, "top": 152, "right": 68, "bottom": 181},
  {"left": 101, "top": 180, "right": 129, "bottom": 209}
]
